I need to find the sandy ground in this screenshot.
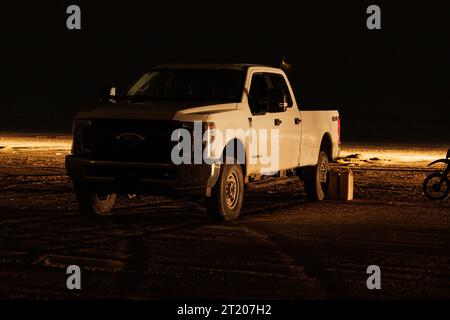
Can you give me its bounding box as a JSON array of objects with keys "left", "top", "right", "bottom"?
[{"left": 0, "top": 134, "right": 449, "bottom": 299}]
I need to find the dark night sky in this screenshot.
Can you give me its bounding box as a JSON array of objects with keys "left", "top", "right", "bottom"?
[{"left": 1, "top": 1, "right": 449, "bottom": 142}]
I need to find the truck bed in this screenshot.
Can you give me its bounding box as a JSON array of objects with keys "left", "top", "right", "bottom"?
[{"left": 299, "top": 110, "right": 340, "bottom": 167}]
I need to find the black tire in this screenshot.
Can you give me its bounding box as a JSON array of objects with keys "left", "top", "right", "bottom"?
[
  {"left": 206, "top": 163, "right": 244, "bottom": 221},
  {"left": 304, "top": 151, "right": 330, "bottom": 201},
  {"left": 423, "top": 172, "right": 449, "bottom": 201},
  {"left": 73, "top": 181, "right": 117, "bottom": 217}
]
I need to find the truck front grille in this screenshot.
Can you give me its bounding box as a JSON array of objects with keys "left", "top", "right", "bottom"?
[{"left": 83, "top": 119, "right": 181, "bottom": 163}]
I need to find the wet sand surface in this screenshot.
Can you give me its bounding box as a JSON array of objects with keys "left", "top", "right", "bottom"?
[{"left": 0, "top": 134, "right": 449, "bottom": 299}]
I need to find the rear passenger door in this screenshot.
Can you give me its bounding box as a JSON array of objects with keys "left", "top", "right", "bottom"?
[{"left": 266, "top": 73, "right": 301, "bottom": 170}]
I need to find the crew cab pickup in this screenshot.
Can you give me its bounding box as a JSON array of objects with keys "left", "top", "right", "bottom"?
[{"left": 66, "top": 64, "right": 340, "bottom": 221}]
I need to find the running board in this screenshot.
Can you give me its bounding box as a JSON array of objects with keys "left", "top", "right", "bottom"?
[{"left": 246, "top": 176, "right": 299, "bottom": 190}]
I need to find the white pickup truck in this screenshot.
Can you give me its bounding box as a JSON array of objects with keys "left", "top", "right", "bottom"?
[{"left": 66, "top": 64, "right": 340, "bottom": 221}]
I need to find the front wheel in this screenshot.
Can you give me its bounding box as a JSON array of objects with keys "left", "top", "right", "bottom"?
[
  {"left": 304, "top": 151, "right": 330, "bottom": 201},
  {"left": 206, "top": 163, "right": 244, "bottom": 221},
  {"left": 73, "top": 181, "right": 117, "bottom": 217},
  {"left": 423, "top": 172, "right": 449, "bottom": 201}
]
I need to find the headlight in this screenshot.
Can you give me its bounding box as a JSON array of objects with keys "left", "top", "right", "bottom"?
[
  {"left": 203, "top": 122, "right": 217, "bottom": 159},
  {"left": 71, "top": 119, "right": 92, "bottom": 154},
  {"left": 178, "top": 121, "right": 216, "bottom": 160},
  {"left": 204, "top": 122, "right": 216, "bottom": 144},
  {"left": 180, "top": 121, "right": 215, "bottom": 146}
]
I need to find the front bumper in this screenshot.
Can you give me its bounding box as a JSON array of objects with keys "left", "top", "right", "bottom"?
[{"left": 65, "top": 155, "right": 220, "bottom": 197}]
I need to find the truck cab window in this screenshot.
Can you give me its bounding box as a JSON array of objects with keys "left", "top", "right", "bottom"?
[
  {"left": 268, "top": 74, "right": 293, "bottom": 108},
  {"left": 248, "top": 73, "right": 269, "bottom": 115}
]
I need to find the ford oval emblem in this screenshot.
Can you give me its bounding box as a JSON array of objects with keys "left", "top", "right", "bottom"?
[{"left": 116, "top": 132, "right": 146, "bottom": 145}]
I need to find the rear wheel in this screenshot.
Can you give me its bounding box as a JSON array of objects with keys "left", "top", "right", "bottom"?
[
  {"left": 206, "top": 163, "right": 244, "bottom": 221},
  {"left": 423, "top": 172, "right": 449, "bottom": 201},
  {"left": 304, "top": 151, "right": 330, "bottom": 201},
  {"left": 73, "top": 181, "right": 117, "bottom": 217}
]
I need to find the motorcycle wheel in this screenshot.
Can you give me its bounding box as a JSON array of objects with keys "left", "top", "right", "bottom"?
[{"left": 423, "top": 172, "right": 450, "bottom": 201}]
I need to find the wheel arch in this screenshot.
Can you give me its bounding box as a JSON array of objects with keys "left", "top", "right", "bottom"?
[
  {"left": 320, "top": 133, "right": 333, "bottom": 160},
  {"left": 220, "top": 138, "right": 246, "bottom": 177}
]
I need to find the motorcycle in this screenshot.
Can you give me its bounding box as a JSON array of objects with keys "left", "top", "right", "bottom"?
[{"left": 423, "top": 148, "right": 450, "bottom": 201}]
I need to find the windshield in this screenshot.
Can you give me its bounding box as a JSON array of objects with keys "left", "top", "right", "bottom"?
[{"left": 124, "top": 69, "right": 245, "bottom": 103}]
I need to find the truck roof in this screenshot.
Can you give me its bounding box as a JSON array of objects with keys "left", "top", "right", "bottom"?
[{"left": 153, "top": 63, "right": 273, "bottom": 70}]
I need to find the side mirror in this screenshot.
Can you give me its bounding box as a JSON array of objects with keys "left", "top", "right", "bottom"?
[
  {"left": 268, "top": 88, "right": 288, "bottom": 112},
  {"left": 101, "top": 85, "right": 117, "bottom": 103},
  {"left": 279, "top": 99, "right": 289, "bottom": 111},
  {"left": 446, "top": 148, "right": 450, "bottom": 159}
]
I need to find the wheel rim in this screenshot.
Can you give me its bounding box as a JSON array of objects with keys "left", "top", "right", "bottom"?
[
  {"left": 425, "top": 175, "right": 449, "bottom": 199},
  {"left": 225, "top": 171, "right": 239, "bottom": 209},
  {"left": 319, "top": 161, "right": 328, "bottom": 183},
  {"left": 90, "top": 192, "right": 116, "bottom": 215},
  {"left": 97, "top": 193, "right": 111, "bottom": 202},
  {"left": 319, "top": 155, "right": 330, "bottom": 192}
]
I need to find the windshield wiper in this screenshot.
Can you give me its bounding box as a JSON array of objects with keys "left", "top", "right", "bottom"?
[{"left": 122, "top": 95, "right": 155, "bottom": 101}]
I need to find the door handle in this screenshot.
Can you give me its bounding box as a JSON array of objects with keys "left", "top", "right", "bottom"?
[
  {"left": 274, "top": 118, "right": 282, "bottom": 126},
  {"left": 295, "top": 117, "right": 301, "bottom": 125}
]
